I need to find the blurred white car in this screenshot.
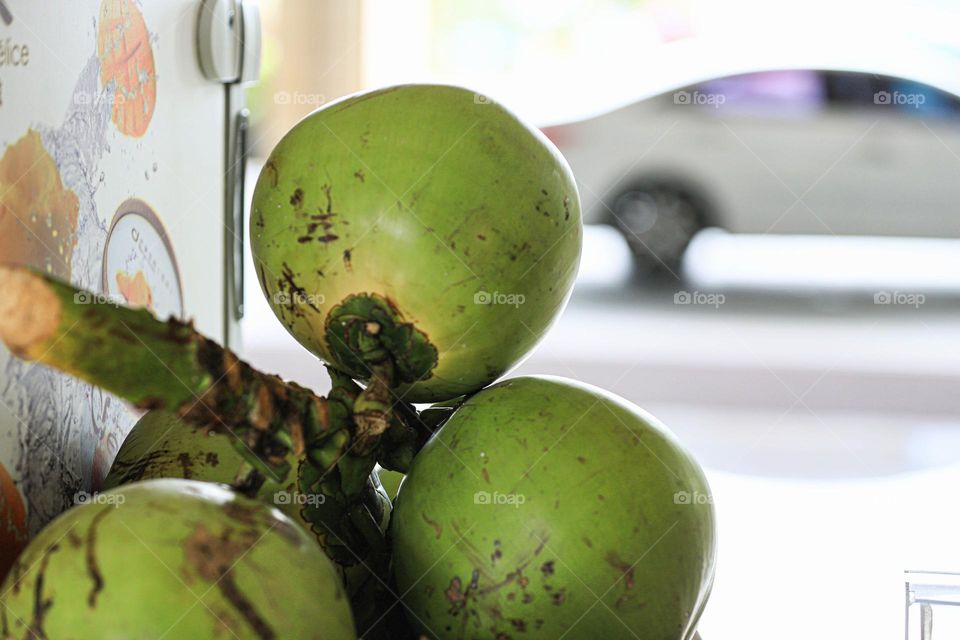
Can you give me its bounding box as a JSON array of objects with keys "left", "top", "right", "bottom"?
[{"left": 546, "top": 67, "right": 960, "bottom": 276}]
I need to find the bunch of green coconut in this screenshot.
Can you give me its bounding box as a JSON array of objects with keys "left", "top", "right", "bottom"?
[{"left": 0, "top": 85, "right": 715, "bottom": 639}]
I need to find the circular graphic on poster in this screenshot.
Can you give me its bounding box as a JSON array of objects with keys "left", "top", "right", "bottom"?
[
  {"left": 97, "top": 0, "right": 157, "bottom": 137},
  {"left": 102, "top": 199, "right": 183, "bottom": 319}
]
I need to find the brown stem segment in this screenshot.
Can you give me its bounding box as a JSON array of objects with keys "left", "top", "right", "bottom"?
[
  {"left": 0, "top": 265, "right": 330, "bottom": 482},
  {"left": 352, "top": 358, "right": 395, "bottom": 456}
]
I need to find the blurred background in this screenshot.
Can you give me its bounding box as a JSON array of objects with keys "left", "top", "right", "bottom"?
[{"left": 238, "top": 1, "right": 960, "bottom": 638}]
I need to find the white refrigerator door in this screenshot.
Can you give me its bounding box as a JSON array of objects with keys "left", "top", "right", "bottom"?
[{"left": 0, "top": 0, "right": 227, "bottom": 536}]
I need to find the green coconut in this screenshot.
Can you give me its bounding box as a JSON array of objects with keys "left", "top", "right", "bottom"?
[
  {"left": 251, "top": 84, "right": 582, "bottom": 403},
  {"left": 390, "top": 376, "right": 716, "bottom": 640},
  {"left": 103, "top": 411, "right": 388, "bottom": 526},
  {"left": 0, "top": 479, "right": 355, "bottom": 640},
  {"left": 102, "top": 411, "right": 391, "bottom": 588}
]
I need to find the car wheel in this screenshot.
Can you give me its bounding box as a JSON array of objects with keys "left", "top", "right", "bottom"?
[{"left": 610, "top": 184, "right": 706, "bottom": 279}]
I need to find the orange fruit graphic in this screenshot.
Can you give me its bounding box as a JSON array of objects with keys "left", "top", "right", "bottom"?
[
  {"left": 0, "top": 462, "right": 27, "bottom": 581},
  {"left": 0, "top": 130, "right": 79, "bottom": 279},
  {"left": 115, "top": 269, "right": 154, "bottom": 309},
  {"left": 97, "top": 0, "right": 157, "bottom": 137}
]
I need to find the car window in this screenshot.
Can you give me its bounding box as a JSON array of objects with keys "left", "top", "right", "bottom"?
[
  {"left": 673, "top": 70, "right": 960, "bottom": 119},
  {"left": 824, "top": 71, "right": 960, "bottom": 116},
  {"left": 679, "top": 70, "right": 827, "bottom": 118}
]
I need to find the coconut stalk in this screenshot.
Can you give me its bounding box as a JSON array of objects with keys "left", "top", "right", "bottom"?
[
  {"left": 0, "top": 264, "right": 329, "bottom": 482},
  {"left": 0, "top": 265, "right": 429, "bottom": 637},
  {"left": 0, "top": 265, "right": 429, "bottom": 470}
]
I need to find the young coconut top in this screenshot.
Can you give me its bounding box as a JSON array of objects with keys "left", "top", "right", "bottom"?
[
  {"left": 251, "top": 84, "right": 582, "bottom": 403},
  {"left": 1, "top": 479, "right": 356, "bottom": 640}
]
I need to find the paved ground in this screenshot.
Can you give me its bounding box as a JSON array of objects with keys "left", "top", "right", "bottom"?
[{"left": 240, "top": 226, "right": 960, "bottom": 640}]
